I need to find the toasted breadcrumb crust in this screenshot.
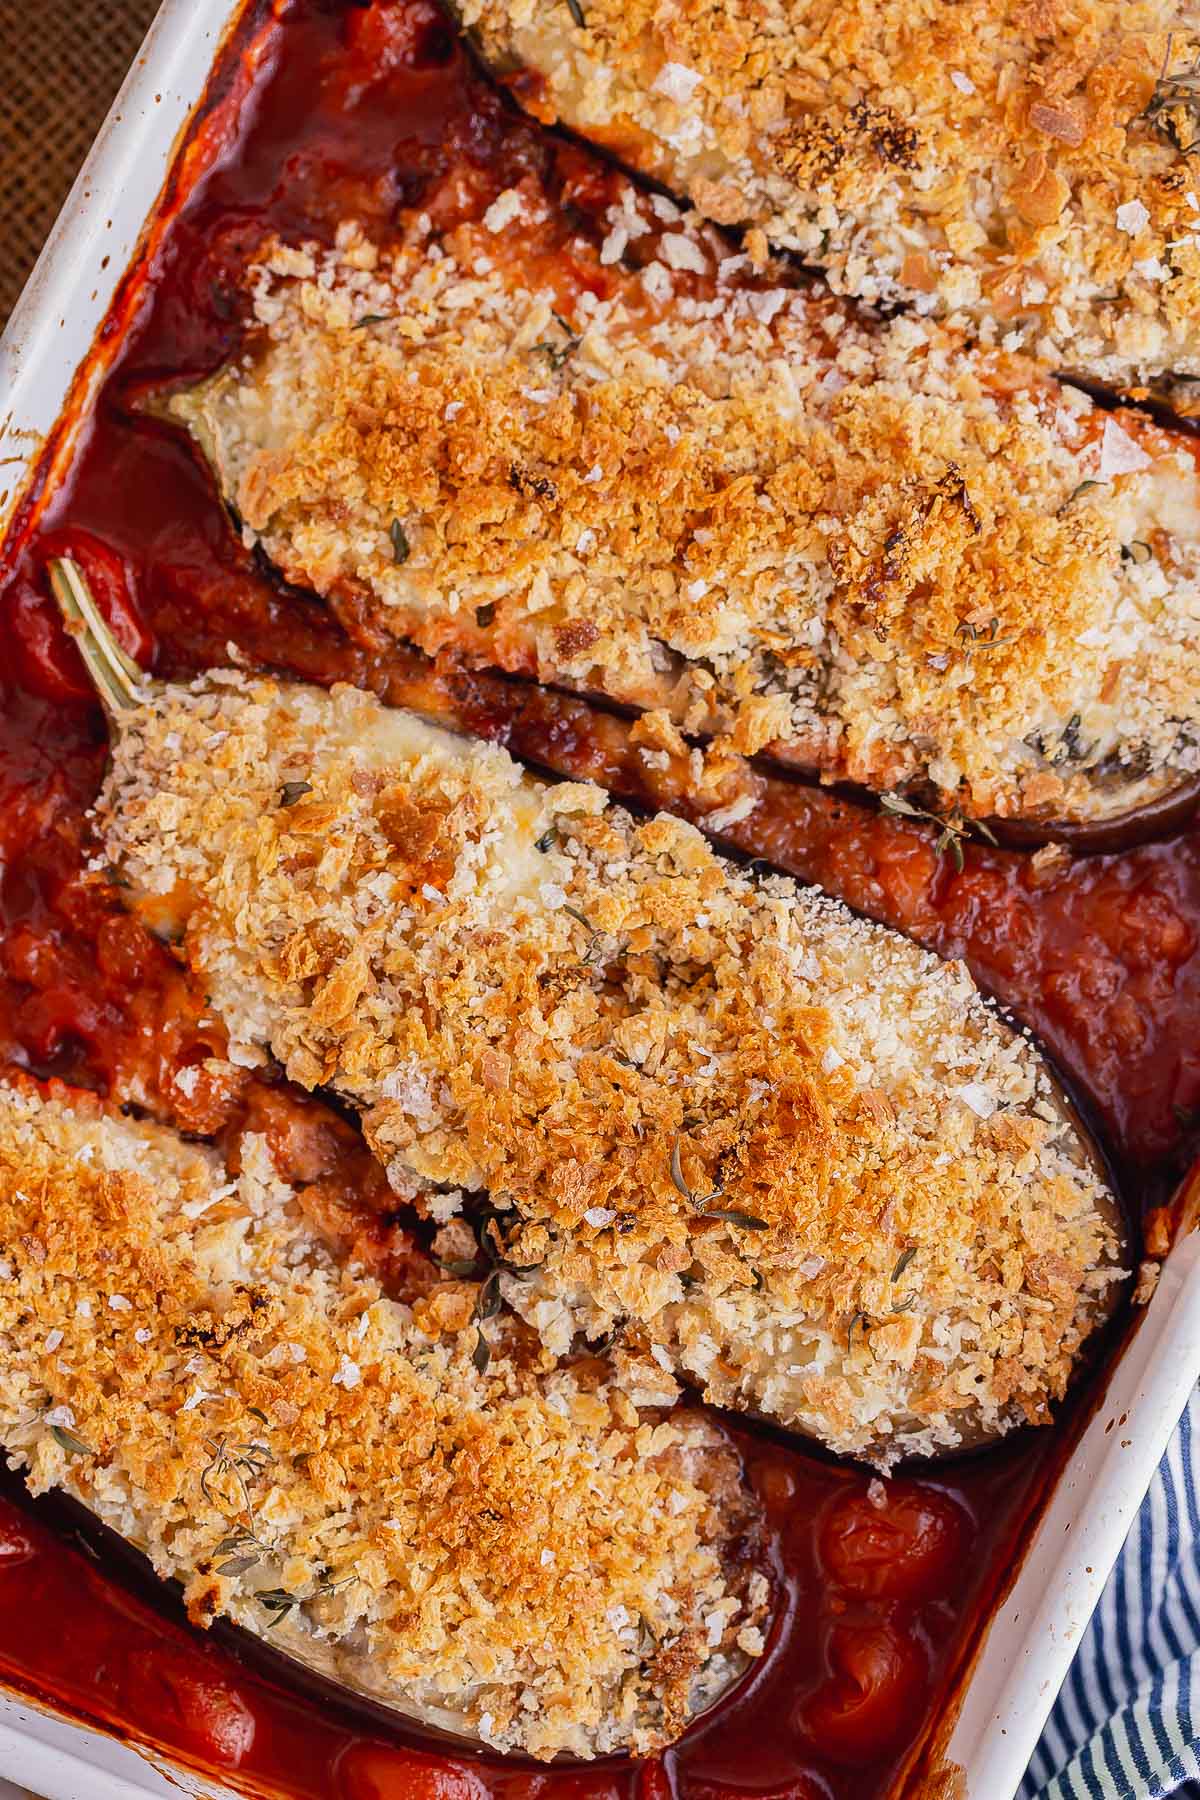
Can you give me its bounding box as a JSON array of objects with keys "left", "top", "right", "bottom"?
[
  {"left": 167, "top": 218, "right": 1200, "bottom": 826},
  {"left": 99, "top": 674, "right": 1128, "bottom": 1465},
  {"left": 456, "top": 0, "right": 1200, "bottom": 385},
  {"left": 0, "top": 1081, "right": 765, "bottom": 1758}
]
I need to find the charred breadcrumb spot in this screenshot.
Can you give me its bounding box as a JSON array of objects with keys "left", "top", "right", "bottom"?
[{"left": 509, "top": 464, "right": 558, "bottom": 502}]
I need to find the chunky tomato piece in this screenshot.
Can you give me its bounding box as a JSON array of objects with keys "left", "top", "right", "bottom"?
[
  {"left": 342, "top": 0, "right": 454, "bottom": 75},
  {"left": 6, "top": 578, "right": 95, "bottom": 706},
  {"left": 795, "top": 1623, "right": 927, "bottom": 1765},
  {"left": 119, "top": 1647, "right": 255, "bottom": 1766},
  {"left": 817, "top": 1482, "right": 967, "bottom": 1604},
  {"left": 338, "top": 1745, "right": 493, "bottom": 1800}
]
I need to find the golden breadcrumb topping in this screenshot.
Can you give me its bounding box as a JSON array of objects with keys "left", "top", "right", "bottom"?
[
  {"left": 99, "top": 674, "right": 1127, "bottom": 1464},
  {"left": 457, "top": 0, "right": 1200, "bottom": 384},
  {"left": 168, "top": 216, "right": 1200, "bottom": 826},
  {"left": 0, "top": 1080, "right": 765, "bottom": 1757}
]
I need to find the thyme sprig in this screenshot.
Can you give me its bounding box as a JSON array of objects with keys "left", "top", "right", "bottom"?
[
  {"left": 879, "top": 794, "right": 997, "bottom": 872},
  {"left": 200, "top": 1432, "right": 274, "bottom": 1522},
  {"left": 1144, "top": 35, "right": 1200, "bottom": 154},
  {"left": 532, "top": 312, "right": 583, "bottom": 371},
  {"left": 563, "top": 903, "right": 609, "bottom": 968},
  {"left": 669, "top": 1135, "right": 768, "bottom": 1228},
  {"left": 951, "top": 617, "right": 1014, "bottom": 661},
  {"left": 845, "top": 1251, "right": 923, "bottom": 1353}
]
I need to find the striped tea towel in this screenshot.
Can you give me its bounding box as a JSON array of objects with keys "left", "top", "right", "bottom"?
[{"left": 1022, "top": 1383, "right": 1200, "bottom": 1799}]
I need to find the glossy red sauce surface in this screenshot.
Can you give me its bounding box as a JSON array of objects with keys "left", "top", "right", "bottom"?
[{"left": 0, "top": 2, "right": 1197, "bottom": 1795}]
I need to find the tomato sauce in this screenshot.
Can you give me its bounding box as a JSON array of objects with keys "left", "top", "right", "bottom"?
[{"left": 0, "top": 2, "right": 1197, "bottom": 1796}]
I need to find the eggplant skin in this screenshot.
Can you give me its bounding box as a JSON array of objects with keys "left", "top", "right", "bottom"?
[
  {"left": 99, "top": 672, "right": 1130, "bottom": 1468},
  {"left": 0, "top": 1080, "right": 768, "bottom": 1760},
  {"left": 161, "top": 212, "right": 1200, "bottom": 836},
  {"left": 449, "top": 0, "right": 1200, "bottom": 389}
]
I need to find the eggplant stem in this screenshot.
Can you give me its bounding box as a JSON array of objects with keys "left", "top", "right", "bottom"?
[{"left": 47, "top": 557, "right": 145, "bottom": 718}]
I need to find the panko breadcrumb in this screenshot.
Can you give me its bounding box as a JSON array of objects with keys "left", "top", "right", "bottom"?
[
  {"left": 98, "top": 672, "right": 1129, "bottom": 1466},
  {"left": 0, "top": 1079, "right": 765, "bottom": 1758},
  {"left": 455, "top": 0, "right": 1200, "bottom": 385},
  {"left": 167, "top": 216, "right": 1200, "bottom": 828}
]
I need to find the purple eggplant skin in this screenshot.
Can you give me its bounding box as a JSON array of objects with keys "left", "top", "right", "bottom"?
[{"left": 982, "top": 773, "right": 1200, "bottom": 857}]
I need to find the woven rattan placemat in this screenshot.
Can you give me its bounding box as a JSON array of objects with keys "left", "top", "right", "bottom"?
[{"left": 0, "top": 0, "right": 160, "bottom": 326}]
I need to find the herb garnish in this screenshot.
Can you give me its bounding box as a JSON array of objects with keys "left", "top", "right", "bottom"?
[
  {"left": 471, "top": 1269, "right": 503, "bottom": 1374},
  {"left": 256, "top": 1588, "right": 298, "bottom": 1628},
  {"left": 354, "top": 313, "right": 391, "bottom": 330},
  {"left": 389, "top": 518, "right": 411, "bottom": 565},
  {"left": 563, "top": 902, "right": 607, "bottom": 967},
  {"left": 565, "top": 0, "right": 586, "bottom": 25},
  {"left": 1057, "top": 479, "right": 1101, "bottom": 515},
  {"left": 50, "top": 1424, "right": 92, "bottom": 1458},
  {"left": 200, "top": 1433, "right": 274, "bottom": 1520},
  {"left": 1144, "top": 36, "right": 1200, "bottom": 154},
  {"left": 951, "top": 618, "right": 1014, "bottom": 660},
  {"left": 670, "top": 1134, "right": 726, "bottom": 1210},
  {"left": 879, "top": 794, "right": 997, "bottom": 872},
  {"left": 532, "top": 312, "right": 583, "bottom": 371},
  {"left": 847, "top": 1310, "right": 871, "bottom": 1353},
  {"left": 279, "top": 779, "right": 313, "bottom": 807},
  {"left": 536, "top": 827, "right": 560, "bottom": 853},
  {"left": 891, "top": 1246, "right": 917, "bottom": 1282}
]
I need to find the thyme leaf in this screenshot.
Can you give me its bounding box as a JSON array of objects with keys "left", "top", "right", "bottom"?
[
  {"left": 669, "top": 1134, "right": 726, "bottom": 1211},
  {"left": 389, "top": 518, "right": 411, "bottom": 565},
  {"left": 353, "top": 313, "right": 391, "bottom": 330},
  {"left": 536, "top": 827, "right": 560, "bottom": 853},
  {"left": 565, "top": 0, "right": 586, "bottom": 25},
  {"left": 1057, "top": 479, "right": 1101, "bottom": 515},
  {"left": 891, "top": 1246, "right": 917, "bottom": 1282},
  {"left": 256, "top": 1589, "right": 297, "bottom": 1628},
  {"left": 279, "top": 780, "right": 313, "bottom": 807},
  {"left": 847, "top": 1310, "right": 871, "bottom": 1354},
  {"left": 705, "top": 1207, "right": 769, "bottom": 1231},
  {"left": 50, "top": 1424, "right": 92, "bottom": 1458},
  {"left": 879, "top": 793, "right": 987, "bottom": 869}
]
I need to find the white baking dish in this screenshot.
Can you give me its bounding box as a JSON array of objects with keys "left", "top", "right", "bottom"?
[{"left": 2, "top": 5, "right": 1199, "bottom": 1795}]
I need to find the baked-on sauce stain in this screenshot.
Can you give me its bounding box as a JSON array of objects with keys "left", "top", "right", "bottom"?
[{"left": 0, "top": 2, "right": 1197, "bottom": 1795}]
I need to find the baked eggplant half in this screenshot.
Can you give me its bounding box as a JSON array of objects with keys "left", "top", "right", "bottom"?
[
  {"left": 0, "top": 1078, "right": 767, "bottom": 1759},
  {"left": 63, "top": 580, "right": 1129, "bottom": 1469},
  {"left": 160, "top": 215, "right": 1200, "bottom": 837},
  {"left": 450, "top": 0, "right": 1200, "bottom": 388}
]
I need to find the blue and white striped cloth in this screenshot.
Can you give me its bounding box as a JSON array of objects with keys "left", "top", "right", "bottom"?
[{"left": 1022, "top": 1385, "right": 1200, "bottom": 1799}]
